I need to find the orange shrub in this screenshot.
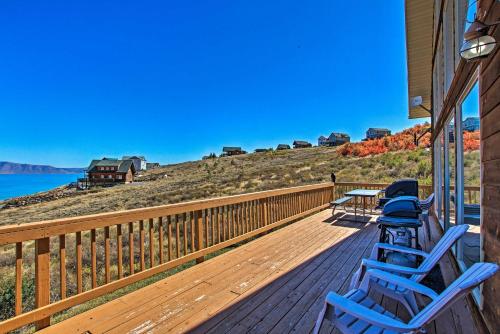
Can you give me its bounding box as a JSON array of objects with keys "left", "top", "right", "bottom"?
[
  {"left": 463, "top": 130, "right": 480, "bottom": 151},
  {"left": 336, "top": 123, "right": 432, "bottom": 157}
]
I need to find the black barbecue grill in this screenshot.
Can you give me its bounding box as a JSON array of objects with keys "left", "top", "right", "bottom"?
[
  {"left": 376, "top": 195, "right": 423, "bottom": 265},
  {"left": 377, "top": 179, "right": 419, "bottom": 209}
]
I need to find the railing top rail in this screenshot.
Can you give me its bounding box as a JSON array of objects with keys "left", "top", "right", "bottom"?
[
  {"left": 333, "top": 182, "right": 479, "bottom": 191},
  {"left": 334, "top": 182, "right": 391, "bottom": 187},
  {"left": 0, "top": 182, "right": 334, "bottom": 245}
]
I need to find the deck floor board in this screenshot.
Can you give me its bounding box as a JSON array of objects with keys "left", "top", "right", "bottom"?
[{"left": 40, "top": 209, "right": 482, "bottom": 334}]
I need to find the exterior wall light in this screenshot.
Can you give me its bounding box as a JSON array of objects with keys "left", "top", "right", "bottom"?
[{"left": 460, "top": 19, "right": 498, "bottom": 61}]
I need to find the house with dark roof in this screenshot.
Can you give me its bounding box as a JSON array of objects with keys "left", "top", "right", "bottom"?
[
  {"left": 87, "top": 158, "right": 136, "bottom": 185},
  {"left": 317, "top": 133, "right": 351, "bottom": 146},
  {"left": 276, "top": 144, "right": 291, "bottom": 150},
  {"left": 222, "top": 147, "right": 247, "bottom": 156},
  {"left": 146, "top": 162, "right": 160, "bottom": 170},
  {"left": 366, "top": 128, "right": 391, "bottom": 140},
  {"left": 255, "top": 148, "right": 272, "bottom": 153},
  {"left": 328, "top": 132, "right": 350, "bottom": 146},
  {"left": 122, "top": 156, "right": 147, "bottom": 171},
  {"left": 293, "top": 140, "right": 312, "bottom": 149},
  {"left": 318, "top": 135, "right": 329, "bottom": 146},
  {"left": 462, "top": 117, "right": 480, "bottom": 132}
]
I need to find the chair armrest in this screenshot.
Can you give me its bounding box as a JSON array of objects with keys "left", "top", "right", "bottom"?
[
  {"left": 361, "top": 259, "right": 427, "bottom": 275},
  {"left": 325, "top": 292, "right": 416, "bottom": 332},
  {"left": 370, "top": 243, "right": 429, "bottom": 259},
  {"left": 365, "top": 269, "right": 438, "bottom": 300}
]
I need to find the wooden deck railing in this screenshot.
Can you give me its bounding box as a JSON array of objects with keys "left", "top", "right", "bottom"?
[
  {"left": 0, "top": 181, "right": 480, "bottom": 332},
  {"left": 0, "top": 182, "right": 335, "bottom": 332}
]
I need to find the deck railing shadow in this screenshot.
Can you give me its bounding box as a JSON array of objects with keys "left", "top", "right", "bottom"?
[{"left": 188, "top": 217, "right": 383, "bottom": 334}]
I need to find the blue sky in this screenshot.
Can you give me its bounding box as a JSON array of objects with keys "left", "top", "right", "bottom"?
[{"left": 0, "top": 1, "right": 425, "bottom": 167}]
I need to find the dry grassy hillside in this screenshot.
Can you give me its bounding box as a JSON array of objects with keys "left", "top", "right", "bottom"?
[
  {"left": 0, "top": 145, "right": 482, "bottom": 329},
  {"left": 0, "top": 147, "right": 434, "bottom": 226}
]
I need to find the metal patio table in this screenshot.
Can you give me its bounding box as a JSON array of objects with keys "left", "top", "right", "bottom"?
[{"left": 344, "top": 189, "right": 381, "bottom": 221}]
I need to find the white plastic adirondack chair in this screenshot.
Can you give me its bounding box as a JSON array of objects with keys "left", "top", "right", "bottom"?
[
  {"left": 350, "top": 224, "right": 469, "bottom": 315},
  {"left": 314, "top": 262, "right": 498, "bottom": 334}
]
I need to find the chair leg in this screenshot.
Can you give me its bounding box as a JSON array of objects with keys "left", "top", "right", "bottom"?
[
  {"left": 313, "top": 302, "right": 328, "bottom": 334},
  {"left": 405, "top": 292, "right": 420, "bottom": 316}
]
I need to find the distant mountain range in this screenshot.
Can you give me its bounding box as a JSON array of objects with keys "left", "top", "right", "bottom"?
[{"left": 0, "top": 161, "right": 84, "bottom": 174}]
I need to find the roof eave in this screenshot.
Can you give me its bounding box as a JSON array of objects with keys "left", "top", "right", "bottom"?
[{"left": 405, "top": 0, "right": 434, "bottom": 119}]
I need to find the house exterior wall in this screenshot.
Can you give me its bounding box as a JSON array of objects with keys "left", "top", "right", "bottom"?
[
  {"left": 128, "top": 158, "right": 142, "bottom": 172},
  {"left": 88, "top": 169, "right": 134, "bottom": 184},
  {"left": 428, "top": 0, "right": 498, "bottom": 331},
  {"left": 478, "top": 1, "right": 499, "bottom": 328},
  {"left": 125, "top": 169, "right": 134, "bottom": 183}
]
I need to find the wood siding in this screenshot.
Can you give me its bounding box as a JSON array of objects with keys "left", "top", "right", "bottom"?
[{"left": 479, "top": 1, "right": 499, "bottom": 331}]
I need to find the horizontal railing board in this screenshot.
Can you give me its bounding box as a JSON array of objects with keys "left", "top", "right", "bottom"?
[
  {"left": 0, "top": 183, "right": 333, "bottom": 245},
  {"left": 0, "top": 203, "right": 329, "bottom": 333},
  {"left": 0, "top": 180, "right": 480, "bottom": 332}
]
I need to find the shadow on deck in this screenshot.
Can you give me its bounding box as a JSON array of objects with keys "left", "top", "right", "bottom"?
[{"left": 39, "top": 209, "right": 483, "bottom": 334}]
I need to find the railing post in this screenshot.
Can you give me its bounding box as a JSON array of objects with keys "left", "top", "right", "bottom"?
[
  {"left": 195, "top": 210, "right": 205, "bottom": 263},
  {"left": 262, "top": 198, "right": 269, "bottom": 226},
  {"left": 298, "top": 193, "right": 303, "bottom": 213},
  {"left": 35, "top": 237, "right": 50, "bottom": 330}
]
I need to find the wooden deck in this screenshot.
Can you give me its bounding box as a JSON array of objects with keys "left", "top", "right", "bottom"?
[{"left": 38, "top": 209, "right": 483, "bottom": 334}]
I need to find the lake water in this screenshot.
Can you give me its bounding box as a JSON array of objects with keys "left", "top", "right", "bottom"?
[{"left": 0, "top": 174, "right": 83, "bottom": 201}]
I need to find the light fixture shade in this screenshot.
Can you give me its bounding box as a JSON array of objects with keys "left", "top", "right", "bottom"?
[{"left": 460, "top": 35, "right": 496, "bottom": 60}]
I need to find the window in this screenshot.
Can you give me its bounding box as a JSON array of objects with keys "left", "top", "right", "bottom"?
[
  {"left": 100, "top": 175, "right": 105, "bottom": 179},
  {"left": 434, "top": 137, "right": 443, "bottom": 220},
  {"left": 447, "top": 113, "right": 456, "bottom": 231},
  {"left": 440, "top": 131, "right": 447, "bottom": 225},
  {"left": 116, "top": 175, "right": 122, "bottom": 180},
  {"left": 457, "top": 80, "right": 481, "bottom": 271},
  {"left": 443, "top": 0, "right": 454, "bottom": 93},
  {"left": 436, "top": 37, "right": 445, "bottom": 117}
]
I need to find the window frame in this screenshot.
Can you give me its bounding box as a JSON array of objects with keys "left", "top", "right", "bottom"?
[{"left": 454, "top": 70, "right": 482, "bottom": 305}]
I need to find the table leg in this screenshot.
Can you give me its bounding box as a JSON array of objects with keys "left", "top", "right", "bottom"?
[
  {"left": 354, "top": 197, "right": 357, "bottom": 218},
  {"left": 362, "top": 197, "right": 366, "bottom": 217}
]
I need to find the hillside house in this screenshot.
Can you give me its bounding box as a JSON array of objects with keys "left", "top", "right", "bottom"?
[
  {"left": 463, "top": 117, "right": 480, "bottom": 132},
  {"left": 366, "top": 127, "right": 391, "bottom": 140},
  {"left": 293, "top": 140, "right": 312, "bottom": 149},
  {"left": 318, "top": 133, "right": 350, "bottom": 146},
  {"left": 146, "top": 162, "right": 160, "bottom": 170},
  {"left": 318, "top": 135, "right": 328, "bottom": 146},
  {"left": 327, "top": 132, "right": 350, "bottom": 146},
  {"left": 255, "top": 148, "right": 272, "bottom": 153},
  {"left": 122, "top": 156, "right": 146, "bottom": 171},
  {"left": 222, "top": 147, "right": 246, "bottom": 156},
  {"left": 87, "top": 158, "right": 136, "bottom": 185},
  {"left": 276, "top": 144, "right": 291, "bottom": 150}
]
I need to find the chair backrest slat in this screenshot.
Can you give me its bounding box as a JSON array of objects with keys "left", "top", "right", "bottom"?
[
  {"left": 409, "top": 263, "right": 498, "bottom": 328},
  {"left": 411, "top": 225, "right": 469, "bottom": 281}
]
